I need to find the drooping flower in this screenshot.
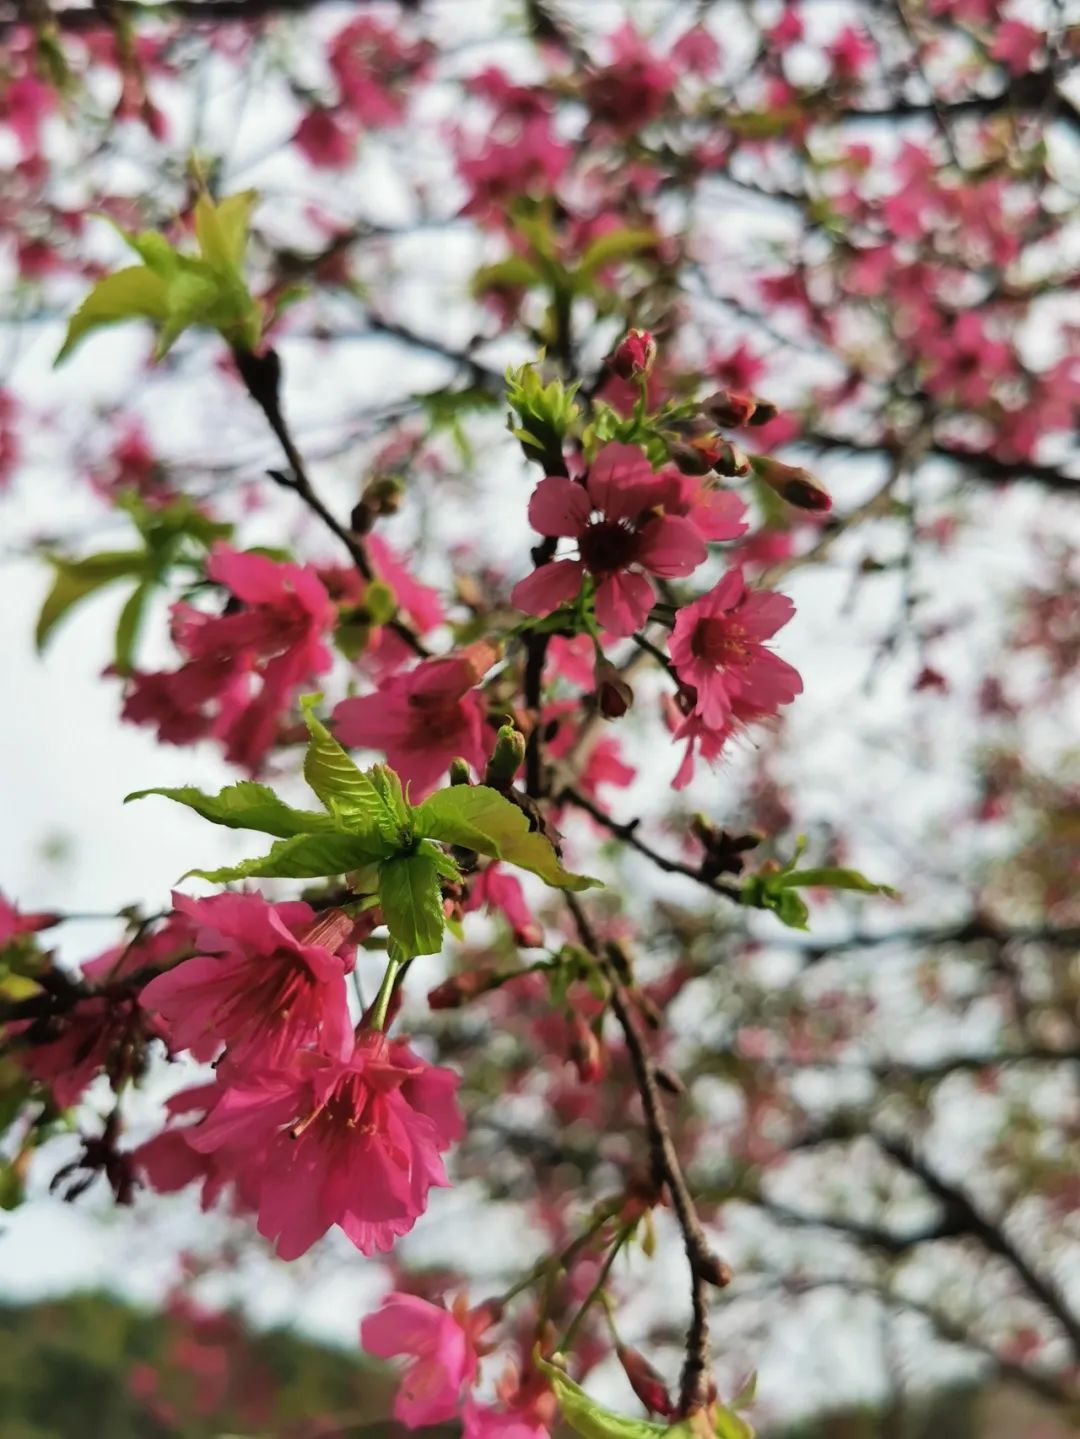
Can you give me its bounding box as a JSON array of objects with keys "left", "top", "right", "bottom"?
[
  {"left": 124, "top": 545, "right": 336, "bottom": 772},
  {"left": 361, "top": 1293, "right": 488, "bottom": 1428},
  {"left": 139, "top": 893, "right": 354, "bottom": 1066},
  {"left": 186, "top": 1034, "right": 463, "bottom": 1259},
  {"left": 464, "top": 864, "right": 543, "bottom": 947},
  {"left": 511, "top": 444, "right": 706, "bottom": 637},
  {"left": 333, "top": 640, "right": 497, "bottom": 798},
  {"left": 670, "top": 569, "right": 802, "bottom": 728}
]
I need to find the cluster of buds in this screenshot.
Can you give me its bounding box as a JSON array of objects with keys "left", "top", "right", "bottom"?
[{"left": 610, "top": 327, "right": 657, "bottom": 381}]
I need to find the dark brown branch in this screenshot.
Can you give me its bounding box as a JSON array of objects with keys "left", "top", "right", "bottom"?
[
  {"left": 559, "top": 786, "right": 742, "bottom": 902},
  {"left": 233, "top": 347, "right": 429, "bottom": 659},
  {"left": 565, "top": 894, "right": 729, "bottom": 1416},
  {"left": 875, "top": 1132, "right": 1080, "bottom": 1361}
]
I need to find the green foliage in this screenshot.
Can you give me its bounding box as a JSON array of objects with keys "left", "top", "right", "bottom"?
[
  {"left": 55, "top": 190, "right": 263, "bottom": 364},
  {"left": 415, "top": 785, "right": 599, "bottom": 891},
  {"left": 36, "top": 495, "right": 232, "bottom": 672},
  {"left": 129, "top": 703, "right": 598, "bottom": 960},
  {"left": 741, "top": 839, "right": 897, "bottom": 930},
  {"left": 535, "top": 1353, "right": 753, "bottom": 1439},
  {"left": 506, "top": 359, "right": 581, "bottom": 462}
]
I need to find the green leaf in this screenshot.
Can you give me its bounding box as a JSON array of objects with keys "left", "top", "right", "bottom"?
[
  {"left": 577, "top": 228, "right": 657, "bottom": 279},
  {"left": 780, "top": 867, "right": 899, "bottom": 898},
  {"left": 114, "top": 578, "right": 153, "bottom": 673},
  {"left": 414, "top": 786, "right": 599, "bottom": 891},
  {"left": 300, "top": 699, "right": 405, "bottom": 846},
  {"left": 187, "top": 831, "right": 386, "bottom": 884},
  {"left": 472, "top": 255, "right": 542, "bottom": 294},
  {"left": 125, "top": 782, "right": 336, "bottom": 838},
  {"left": 36, "top": 552, "right": 147, "bottom": 651},
  {"left": 535, "top": 1354, "right": 669, "bottom": 1439},
  {"left": 194, "top": 189, "right": 257, "bottom": 275},
  {"left": 154, "top": 264, "right": 223, "bottom": 359},
  {"left": 378, "top": 852, "right": 446, "bottom": 959},
  {"left": 56, "top": 267, "right": 170, "bottom": 363}
]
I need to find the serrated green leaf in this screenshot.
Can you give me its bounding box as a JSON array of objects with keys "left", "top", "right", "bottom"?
[
  {"left": 378, "top": 852, "right": 446, "bottom": 959},
  {"left": 56, "top": 267, "right": 170, "bottom": 363},
  {"left": 414, "top": 786, "right": 599, "bottom": 891},
  {"left": 300, "top": 698, "right": 403, "bottom": 846},
  {"left": 187, "top": 831, "right": 387, "bottom": 884},
  {"left": 780, "top": 867, "right": 899, "bottom": 898},
  {"left": 125, "top": 782, "right": 336, "bottom": 838},
  {"left": 36, "top": 551, "right": 147, "bottom": 650}
]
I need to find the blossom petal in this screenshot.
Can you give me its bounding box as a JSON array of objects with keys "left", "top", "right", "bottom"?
[
  {"left": 636, "top": 515, "right": 707, "bottom": 577},
  {"left": 594, "top": 570, "right": 655, "bottom": 636},
  {"left": 527, "top": 475, "right": 591, "bottom": 537},
  {"left": 510, "top": 559, "right": 584, "bottom": 616}
]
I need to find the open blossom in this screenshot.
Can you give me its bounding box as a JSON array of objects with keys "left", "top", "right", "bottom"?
[
  {"left": 0, "top": 891, "right": 56, "bottom": 945},
  {"left": 186, "top": 1034, "right": 463, "bottom": 1259},
  {"left": 361, "top": 1293, "right": 487, "bottom": 1428},
  {"left": 139, "top": 893, "right": 354, "bottom": 1066},
  {"left": 511, "top": 444, "right": 706, "bottom": 637},
  {"left": 464, "top": 1403, "right": 549, "bottom": 1439},
  {"left": 670, "top": 569, "right": 802, "bottom": 728},
  {"left": 333, "top": 640, "right": 496, "bottom": 798},
  {"left": 124, "top": 545, "right": 335, "bottom": 772}
]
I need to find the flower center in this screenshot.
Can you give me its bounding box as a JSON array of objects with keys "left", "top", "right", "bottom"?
[
  {"left": 691, "top": 617, "right": 748, "bottom": 666},
  {"left": 578, "top": 518, "right": 640, "bottom": 576}
]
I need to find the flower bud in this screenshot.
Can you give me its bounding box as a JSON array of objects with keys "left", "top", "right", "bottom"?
[
  {"left": 701, "top": 389, "right": 758, "bottom": 428},
  {"left": 568, "top": 1011, "right": 604, "bottom": 1082},
  {"left": 667, "top": 440, "right": 714, "bottom": 476},
  {"left": 485, "top": 722, "right": 526, "bottom": 787},
  {"left": 751, "top": 455, "right": 832, "bottom": 512},
  {"left": 594, "top": 661, "right": 633, "bottom": 719},
  {"left": 362, "top": 474, "right": 405, "bottom": 517},
  {"left": 747, "top": 396, "right": 779, "bottom": 426},
  {"left": 617, "top": 1345, "right": 674, "bottom": 1418},
  {"left": 712, "top": 440, "right": 750, "bottom": 477},
  {"left": 610, "top": 328, "right": 657, "bottom": 381},
  {"left": 449, "top": 758, "right": 472, "bottom": 786},
  {"left": 428, "top": 968, "right": 499, "bottom": 1010}
]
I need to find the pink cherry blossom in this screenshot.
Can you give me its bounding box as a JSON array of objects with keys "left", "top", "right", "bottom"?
[
  {"left": 123, "top": 544, "right": 336, "bottom": 772},
  {"left": 0, "top": 891, "right": 56, "bottom": 945},
  {"left": 0, "top": 388, "right": 20, "bottom": 490},
  {"left": 464, "top": 1402, "right": 549, "bottom": 1439},
  {"left": 293, "top": 108, "right": 357, "bottom": 168},
  {"left": 361, "top": 1293, "right": 484, "bottom": 1428},
  {"left": 670, "top": 570, "right": 802, "bottom": 729},
  {"left": 465, "top": 864, "right": 543, "bottom": 947},
  {"left": 333, "top": 640, "right": 496, "bottom": 798},
  {"left": 139, "top": 892, "right": 354, "bottom": 1066},
  {"left": 659, "top": 469, "right": 748, "bottom": 543},
  {"left": 990, "top": 20, "right": 1042, "bottom": 76},
  {"left": 511, "top": 444, "right": 706, "bottom": 638},
  {"left": 186, "top": 1034, "right": 463, "bottom": 1259}
]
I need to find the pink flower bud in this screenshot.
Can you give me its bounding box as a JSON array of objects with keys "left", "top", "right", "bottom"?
[
  {"left": 751, "top": 455, "right": 832, "bottom": 512},
  {"left": 701, "top": 388, "right": 758, "bottom": 428},
  {"left": 427, "top": 968, "right": 499, "bottom": 1010},
  {"left": 594, "top": 661, "right": 634, "bottom": 718},
  {"left": 568, "top": 1011, "right": 604, "bottom": 1082},
  {"left": 611, "top": 328, "right": 657, "bottom": 381},
  {"left": 617, "top": 1345, "right": 674, "bottom": 1418}
]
